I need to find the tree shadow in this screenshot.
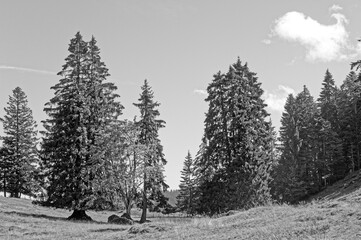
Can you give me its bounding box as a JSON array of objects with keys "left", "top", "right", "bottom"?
[
  {"left": 4, "top": 211, "right": 67, "bottom": 221},
  {"left": 3, "top": 211, "right": 106, "bottom": 224},
  {"left": 89, "top": 228, "right": 127, "bottom": 233},
  {"left": 310, "top": 172, "right": 361, "bottom": 202}
]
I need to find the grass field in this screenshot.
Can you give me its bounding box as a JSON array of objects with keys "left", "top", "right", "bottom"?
[{"left": 2, "top": 172, "right": 361, "bottom": 239}]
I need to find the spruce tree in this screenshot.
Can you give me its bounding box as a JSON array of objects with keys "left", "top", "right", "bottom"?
[
  {"left": 133, "top": 79, "right": 167, "bottom": 223},
  {"left": 197, "top": 59, "right": 275, "bottom": 214},
  {"left": 337, "top": 71, "right": 361, "bottom": 172},
  {"left": 192, "top": 141, "right": 211, "bottom": 213},
  {"left": 317, "top": 70, "right": 344, "bottom": 182},
  {"left": 272, "top": 94, "right": 301, "bottom": 202},
  {"left": 318, "top": 70, "right": 338, "bottom": 127},
  {"left": 274, "top": 86, "right": 330, "bottom": 202},
  {"left": 347, "top": 58, "right": 361, "bottom": 170},
  {"left": 0, "top": 147, "right": 11, "bottom": 197},
  {"left": 41, "top": 32, "right": 122, "bottom": 220},
  {"left": 294, "top": 86, "right": 320, "bottom": 196},
  {"left": 0, "top": 87, "right": 38, "bottom": 198},
  {"left": 177, "top": 151, "right": 196, "bottom": 215}
]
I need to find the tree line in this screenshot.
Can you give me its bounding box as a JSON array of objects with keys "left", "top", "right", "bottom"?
[
  {"left": 2, "top": 32, "right": 361, "bottom": 219},
  {"left": 0, "top": 32, "right": 167, "bottom": 222},
  {"left": 176, "top": 60, "right": 361, "bottom": 215}
]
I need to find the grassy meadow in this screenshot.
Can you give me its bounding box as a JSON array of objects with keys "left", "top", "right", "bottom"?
[{"left": 2, "top": 172, "right": 361, "bottom": 240}]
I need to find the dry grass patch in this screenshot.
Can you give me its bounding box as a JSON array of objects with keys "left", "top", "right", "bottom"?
[{"left": 3, "top": 188, "right": 361, "bottom": 239}]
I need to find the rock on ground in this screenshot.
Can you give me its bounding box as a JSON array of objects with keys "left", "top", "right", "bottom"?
[{"left": 108, "top": 214, "right": 133, "bottom": 225}]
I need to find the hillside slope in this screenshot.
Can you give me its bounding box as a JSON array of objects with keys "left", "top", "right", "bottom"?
[
  {"left": 310, "top": 170, "right": 361, "bottom": 203},
  {"left": 2, "top": 172, "right": 361, "bottom": 239}
]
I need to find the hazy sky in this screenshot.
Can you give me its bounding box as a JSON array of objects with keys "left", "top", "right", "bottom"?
[{"left": 1, "top": 0, "right": 361, "bottom": 189}]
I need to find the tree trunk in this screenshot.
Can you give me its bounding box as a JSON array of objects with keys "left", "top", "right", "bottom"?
[
  {"left": 189, "top": 188, "right": 192, "bottom": 215},
  {"left": 356, "top": 107, "right": 360, "bottom": 170},
  {"left": 140, "top": 176, "right": 147, "bottom": 223},
  {"left": 351, "top": 145, "right": 355, "bottom": 172},
  {"left": 3, "top": 173, "right": 6, "bottom": 197},
  {"left": 14, "top": 178, "right": 20, "bottom": 198},
  {"left": 67, "top": 209, "right": 92, "bottom": 221},
  {"left": 10, "top": 191, "right": 19, "bottom": 198},
  {"left": 126, "top": 199, "right": 132, "bottom": 217}
]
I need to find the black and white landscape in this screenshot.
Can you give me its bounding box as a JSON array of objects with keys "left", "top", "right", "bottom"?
[{"left": 1, "top": 1, "right": 361, "bottom": 239}]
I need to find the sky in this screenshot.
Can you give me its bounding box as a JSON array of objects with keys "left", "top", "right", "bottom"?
[{"left": 1, "top": 0, "right": 361, "bottom": 189}]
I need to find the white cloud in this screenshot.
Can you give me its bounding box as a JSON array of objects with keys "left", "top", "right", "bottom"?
[
  {"left": 329, "top": 4, "right": 343, "bottom": 12},
  {"left": 278, "top": 85, "right": 295, "bottom": 95},
  {"left": 262, "top": 39, "right": 272, "bottom": 45},
  {"left": 0, "top": 65, "right": 56, "bottom": 75},
  {"left": 264, "top": 85, "right": 295, "bottom": 112},
  {"left": 194, "top": 89, "right": 207, "bottom": 95},
  {"left": 272, "top": 10, "right": 360, "bottom": 62}
]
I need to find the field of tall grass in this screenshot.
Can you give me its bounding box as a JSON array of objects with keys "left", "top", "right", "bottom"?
[
  {"left": 4, "top": 171, "right": 361, "bottom": 240},
  {"left": 2, "top": 192, "right": 361, "bottom": 239}
]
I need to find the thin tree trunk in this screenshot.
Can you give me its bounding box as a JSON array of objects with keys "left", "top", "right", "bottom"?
[
  {"left": 14, "top": 187, "right": 19, "bottom": 198},
  {"left": 123, "top": 190, "right": 132, "bottom": 218},
  {"left": 126, "top": 149, "right": 136, "bottom": 218},
  {"left": 351, "top": 145, "right": 355, "bottom": 172},
  {"left": 357, "top": 129, "right": 360, "bottom": 170},
  {"left": 356, "top": 105, "right": 360, "bottom": 170},
  {"left": 3, "top": 172, "right": 6, "bottom": 197},
  {"left": 15, "top": 178, "right": 19, "bottom": 198},
  {"left": 354, "top": 102, "right": 360, "bottom": 170},
  {"left": 140, "top": 174, "right": 147, "bottom": 223},
  {"left": 126, "top": 199, "right": 132, "bottom": 217}
]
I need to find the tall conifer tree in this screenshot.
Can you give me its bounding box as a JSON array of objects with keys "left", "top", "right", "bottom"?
[
  {"left": 337, "top": 71, "right": 361, "bottom": 172},
  {"left": 294, "top": 86, "right": 320, "bottom": 195},
  {"left": 42, "top": 32, "right": 122, "bottom": 220},
  {"left": 274, "top": 86, "right": 329, "bottom": 202},
  {"left": 0, "top": 87, "right": 38, "bottom": 198},
  {"left": 318, "top": 70, "right": 338, "bottom": 126},
  {"left": 133, "top": 79, "right": 167, "bottom": 223},
  {"left": 0, "top": 147, "right": 12, "bottom": 197},
  {"left": 317, "top": 70, "right": 344, "bottom": 182},
  {"left": 177, "top": 151, "right": 196, "bottom": 214},
  {"left": 272, "top": 94, "right": 301, "bottom": 202},
  {"left": 196, "top": 59, "right": 275, "bottom": 214}
]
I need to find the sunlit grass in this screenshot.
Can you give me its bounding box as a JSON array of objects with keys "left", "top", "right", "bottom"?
[{"left": 2, "top": 186, "right": 361, "bottom": 240}]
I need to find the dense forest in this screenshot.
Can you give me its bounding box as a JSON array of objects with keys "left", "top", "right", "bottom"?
[{"left": 1, "top": 32, "right": 361, "bottom": 220}]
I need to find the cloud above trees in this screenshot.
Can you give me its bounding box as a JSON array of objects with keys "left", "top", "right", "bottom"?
[
  {"left": 0, "top": 65, "right": 56, "bottom": 75},
  {"left": 329, "top": 4, "right": 343, "bottom": 12},
  {"left": 264, "top": 85, "right": 295, "bottom": 112},
  {"left": 271, "top": 7, "right": 361, "bottom": 62}
]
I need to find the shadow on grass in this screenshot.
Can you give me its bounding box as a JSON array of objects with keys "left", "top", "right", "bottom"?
[
  {"left": 309, "top": 182, "right": 361, "bottom": 202},
  {"left": 3, "top": 211, "right": 107, "bottom": 224},
  {"left": 4, "top": 211, "right": 67, "bottom": 221},
  {"left": 89, "top": 228, "right": 128, "bottom": 233}
]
